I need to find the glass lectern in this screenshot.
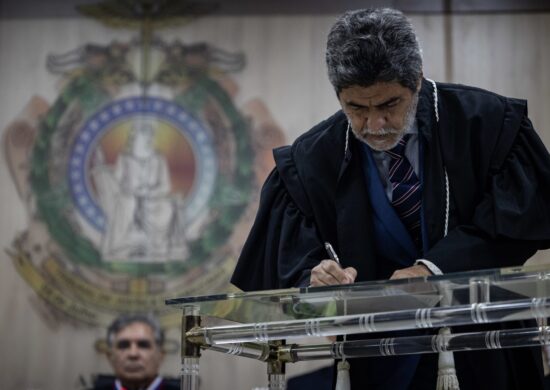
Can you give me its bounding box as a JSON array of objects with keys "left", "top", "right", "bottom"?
[{"left": 165, "top": 264, "right": 550, "bottom": 390}]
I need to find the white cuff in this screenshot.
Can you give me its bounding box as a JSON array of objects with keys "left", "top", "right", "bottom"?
[{"left": 415, "top": 259, "right": 443, "bottom": 275}]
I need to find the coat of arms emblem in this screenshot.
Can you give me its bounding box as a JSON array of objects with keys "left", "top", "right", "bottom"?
[{"left": 3, "top": 0, "right": 285, "bottom": 327}]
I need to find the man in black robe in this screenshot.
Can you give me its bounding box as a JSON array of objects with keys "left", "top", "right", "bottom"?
[{"left": 232, "top": 8, "right": 550, "bottom": 389}]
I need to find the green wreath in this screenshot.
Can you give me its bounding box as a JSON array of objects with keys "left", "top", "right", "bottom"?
[{"left": 30, "top": 68, "right": 254, "bottom": 276}]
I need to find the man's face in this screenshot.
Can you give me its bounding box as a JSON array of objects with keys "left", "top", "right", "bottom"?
[
  {"left": 339, "top": 81, "right": 419, "bottom": 151},
  {"left": 108, "top": 322, "right": 164, "bottom": 387}
]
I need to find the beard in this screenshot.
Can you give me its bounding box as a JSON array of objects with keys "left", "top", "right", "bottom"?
[{"left": 351, "top": 92, "right": 419, "bottom": 152}]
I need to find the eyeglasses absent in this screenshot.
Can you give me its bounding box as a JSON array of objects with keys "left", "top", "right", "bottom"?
[{"left": 115, "top": 339, "right": 153, "bottom": 350}]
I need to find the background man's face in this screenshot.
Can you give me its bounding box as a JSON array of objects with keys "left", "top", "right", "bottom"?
[
  {"left": 339, "top": 81, "right": 419, "bottom": 151},
  {"left": 108, "top": 322, "right": 164, "bottom": 386}
]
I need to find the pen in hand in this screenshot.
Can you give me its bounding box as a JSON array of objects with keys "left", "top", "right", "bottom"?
[
  {"left": 323, "top": 242, "right": 357, "bottom": 286},
  {"left": 324, "top": 242, "right": 341, "bottom": 266}
]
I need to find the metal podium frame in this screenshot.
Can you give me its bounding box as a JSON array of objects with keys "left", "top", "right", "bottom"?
[{"left": 166, "top": 263, "right": 550, "bottom": 390}]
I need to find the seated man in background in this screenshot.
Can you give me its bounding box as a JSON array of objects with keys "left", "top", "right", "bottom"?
[{"left": 91, "top": 314, "right": 179, "bottom": 390}]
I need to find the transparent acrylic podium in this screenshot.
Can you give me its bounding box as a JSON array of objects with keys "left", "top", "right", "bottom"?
[{"left": 165, "top": 264, "right": 550, "bottom": 390}]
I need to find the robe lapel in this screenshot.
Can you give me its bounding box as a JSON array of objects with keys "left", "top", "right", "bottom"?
[
  {"left": 417, "top": 79, "right": 446, "bottom": 248},
  {"left": 334, "top": 140, "right": 377, "bottom": 281}
]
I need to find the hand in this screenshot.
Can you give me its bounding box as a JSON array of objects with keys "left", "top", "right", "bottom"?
[
  {"left": 310, "top": 259, "right": 357, "bottom": 287},
  {"left": 390, "top": 264, "right": 432, "bottom": 280}
]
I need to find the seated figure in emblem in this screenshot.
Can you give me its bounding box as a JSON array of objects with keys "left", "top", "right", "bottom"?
[{"left": 93, "top": 120, "right": 188, "bottom": 262}]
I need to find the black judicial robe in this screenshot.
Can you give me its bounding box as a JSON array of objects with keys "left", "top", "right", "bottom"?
[{"left": 231, "top": 79, "right": 550, "bottom": 388}]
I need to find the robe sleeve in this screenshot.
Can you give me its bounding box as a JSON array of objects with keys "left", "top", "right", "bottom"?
[
  {"left": 425, "top": 115, "right": 550, "bottom": 273},
  {"left": 230, "top": 168, "right": 326, "bottom": 291}
]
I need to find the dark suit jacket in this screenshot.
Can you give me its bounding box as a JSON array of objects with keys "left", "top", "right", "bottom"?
[{"left": 90, "top": 375, "right": 180, "bottom": 390}]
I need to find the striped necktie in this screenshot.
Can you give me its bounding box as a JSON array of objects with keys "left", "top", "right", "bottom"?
[{"left": 386, "top": 134, "right": 422, "bottom": 247}]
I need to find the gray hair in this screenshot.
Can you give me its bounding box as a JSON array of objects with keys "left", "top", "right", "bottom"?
[
  {"left": 107, "top": 313, "right": 164, "bottom": 347},
  {"left": 326, "top": 8, "right": 423, "bottom": 94}
]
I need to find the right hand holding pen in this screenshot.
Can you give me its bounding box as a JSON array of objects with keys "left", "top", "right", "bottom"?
[{"left": 310, "top": 260, "right": 357, "bottom": 286}]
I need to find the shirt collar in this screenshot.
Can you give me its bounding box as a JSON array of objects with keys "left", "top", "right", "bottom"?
[{"left": 407, "top": 119, "right": 419, "bottom": 135}]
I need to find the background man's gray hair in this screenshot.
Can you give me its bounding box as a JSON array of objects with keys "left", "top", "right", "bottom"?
[
  {"left": 107, "top": 313, "right": 164, "bottom": 347},
  {"left": 326, "top": 8, "right": 423, "bottom": 94}
]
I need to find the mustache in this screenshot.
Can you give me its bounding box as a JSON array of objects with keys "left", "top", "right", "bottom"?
[{"left": 360, "top": 127, "right": 401, "bottom": 135}]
